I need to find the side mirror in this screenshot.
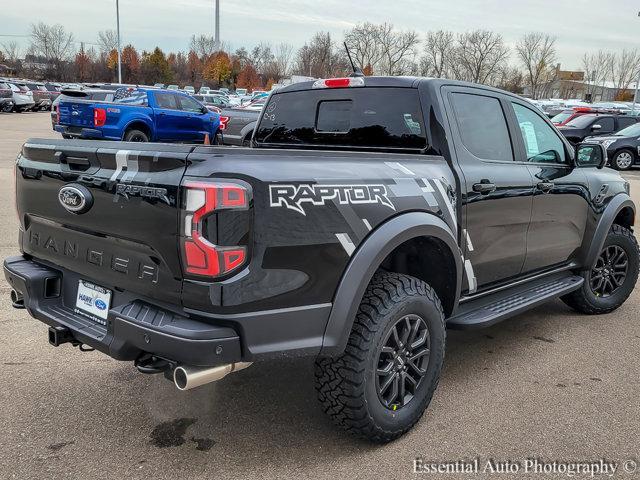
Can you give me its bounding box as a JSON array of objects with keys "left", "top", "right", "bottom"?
[
  {"left": 575, "top": 142, "right": 607, "bottom": 169},
  {"left": 591, "top": 124, "right": 602, "bottom": 131}
]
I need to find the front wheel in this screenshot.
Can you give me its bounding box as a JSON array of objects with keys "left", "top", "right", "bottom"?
[
  {"left": 315, "top": 272, "right": 446, "bottom": 442},
  {"left": 562, "top": 224, "right": 639, "bottom": 314},
  {"left": 611, "top": 149, "right": 635, "bottom": 171},
  {"left": 124, "top": 129, "right": 149, "bottom": 142}
]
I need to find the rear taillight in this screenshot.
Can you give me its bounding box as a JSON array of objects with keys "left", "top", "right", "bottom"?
[
  {"left": 53, "top": 105, "right": 59, "bottom": 124},
  {"left": 219, "top": 116, "right": 229, "bottom": 130},
  {"left": 94, "top": 108, "right": 106, "bottom": 127},
  {"left": 181, "top": 180, "right": 250, "bottom": 278},
  {"left": 312, "top": 77, "right": 365, "bottom": 89}
]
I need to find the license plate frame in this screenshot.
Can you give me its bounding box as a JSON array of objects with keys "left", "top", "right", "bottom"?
[{"left": 75, "top": 280, "right": 112, "bottom": 323}]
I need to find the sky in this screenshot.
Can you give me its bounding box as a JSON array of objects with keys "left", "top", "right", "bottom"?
[{"left": 2, "top": 0, "right": 639, "bottom": 70}]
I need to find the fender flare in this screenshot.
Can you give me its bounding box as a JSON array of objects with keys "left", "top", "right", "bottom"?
[
  {"left": 319, "top": 212, "right": 463, "bottom": 357},
  {"left": 584, "top": 194, "right": 635, "bottom": 269}
]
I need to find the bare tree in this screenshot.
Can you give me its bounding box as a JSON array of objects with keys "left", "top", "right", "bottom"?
[
  {"left": 610, "top": 49, "right": 640, "bottom": 100},
  {"left": 375, "top": 23, "right": 420, "bottom": 76},
  {"left": 421, "top": 30, "right": 455, "bottom": 78},
  {"left": 250, "top": 42, "right": 275, "bottom": 75},
  {"left": 263, "top": 43, "right": 293, "bottom": 81},
  {"left": 344, "top": 23, "right": 384, "bottom": 73},
  {"left": 189, "top": 34, "right": 217, "bottom": 58},
  {"left": 1, "top": 41, "right": 21, "bottom": 62},
  {"left": 97, "top": 30, "right": 119, "bottom": 54},
  {"left": 515, "top": 32, "right": 556, "bottom": 99},
  {"left": 450, "top": 30, "right": 510, "bottom": 84},
  {"left": 29, "top": 22, "right": 75, "bottom": 78},
  {"left": 294, "top": 32, "right": 347, "bottom": 78},
  {"left": 582, "top": 50, "right": 614, "bottom": 99}
]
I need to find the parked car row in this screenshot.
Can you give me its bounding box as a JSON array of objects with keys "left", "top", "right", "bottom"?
[{"left": 0, "top": 77, "right": 63, "bottom": 112}]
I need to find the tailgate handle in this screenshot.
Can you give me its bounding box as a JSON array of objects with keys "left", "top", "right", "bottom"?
[{"left": 55, "top": 151, "right": 91, "bottom": 171}]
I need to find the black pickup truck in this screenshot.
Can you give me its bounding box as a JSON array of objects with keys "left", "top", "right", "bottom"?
[{"left": 6, "top": 76, "right": 639, "bottom": 442}]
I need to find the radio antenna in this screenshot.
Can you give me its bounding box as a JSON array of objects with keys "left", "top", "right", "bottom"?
[{"left": 343, "top": 42, "right": 364, "bottom": 77}]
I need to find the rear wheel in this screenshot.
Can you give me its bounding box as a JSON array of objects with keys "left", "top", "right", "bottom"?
[
  {"left": 562, "top": 224, "right": 639, "bottom": 314},
  {"left": 315, "top": 271, "right": 445, "bottom": 443},
  {"left": 611, "top": 149, "right": 635, "bottom": 171},
  {"left": 124, "top": 129, "right": 149, "bottom": 142}
]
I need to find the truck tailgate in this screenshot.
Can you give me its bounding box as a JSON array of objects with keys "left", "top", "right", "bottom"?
[
  {"left": 58, "top": 100, "right": 94, "bottom": 127},
  {"left": 16, "top": 139, "right": 193, "bottom": 306}
]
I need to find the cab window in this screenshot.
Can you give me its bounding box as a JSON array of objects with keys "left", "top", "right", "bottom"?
[{"left": 512, "top": 103, "right": 566, "bottom": 164}]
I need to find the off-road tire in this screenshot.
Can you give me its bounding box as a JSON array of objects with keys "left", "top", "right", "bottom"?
[
  {"left": 315, "top": 271, "right": 446, "bottom": 443},
  {"left": 562, "top": 224, "right": 639, "bottom": 314},
  {"left": 124, "top": 129, "right": 149, "bottom": 142}
]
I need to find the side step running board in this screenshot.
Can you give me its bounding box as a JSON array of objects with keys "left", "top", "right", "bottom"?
[{"left": 447, "top": 273, "right": 583, "bottom": 330}]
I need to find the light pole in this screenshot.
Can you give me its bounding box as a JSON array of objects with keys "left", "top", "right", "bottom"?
[
  {"left": 116, "top": 0, "right": 122, "bottom": 84},
  {"left": 633, "top": 11, "right": 640, "bottom": 115},
  {"left": 214, "top": 0, "right": 220, "bottom": 50}
]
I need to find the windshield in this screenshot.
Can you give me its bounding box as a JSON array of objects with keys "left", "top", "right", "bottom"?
[
  {"left": 616, "top": 123, "right": 640, "bottom": 137},
  {"left": 551, "top": 112, "right": 572, "bottom": 123},
  {"left": 565, "top": 115, "right": 597, "bottom": 128}
]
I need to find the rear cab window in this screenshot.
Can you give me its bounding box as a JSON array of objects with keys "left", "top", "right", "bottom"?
[{"left": 255, "top": 87, "right": 427, "bottom": 152}]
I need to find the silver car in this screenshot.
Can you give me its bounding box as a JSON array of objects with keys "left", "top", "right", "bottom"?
[{"left": 9, "top": 83, "right": 35, "bottom": 112}]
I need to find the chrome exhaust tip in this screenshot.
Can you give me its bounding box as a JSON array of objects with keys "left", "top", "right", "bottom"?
[
  {"left": 10, "top": 290, "right": 24, "bottom": 309},
  {"left": 173, "top": 362, "right": 252, "bottom": 391}
]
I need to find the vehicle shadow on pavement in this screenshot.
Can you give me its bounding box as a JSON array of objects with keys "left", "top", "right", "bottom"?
[{"left": 101, "top": 298, "right": 601, "bottom": 467}]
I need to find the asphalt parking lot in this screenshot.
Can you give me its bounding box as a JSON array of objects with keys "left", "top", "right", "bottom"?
[{"left": 0, "top": 112, "right": 639, "bottom": 480}]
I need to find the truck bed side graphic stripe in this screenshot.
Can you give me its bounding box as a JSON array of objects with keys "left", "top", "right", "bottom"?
[
  {"left": 335, "top": 233, "right": 356, "bottom": 256},
  {"left": 385, "top": 161, "right": 415, "bottom": 176},
  {"left": 110, "top": 150, "right": 130, "bottom": 182}
]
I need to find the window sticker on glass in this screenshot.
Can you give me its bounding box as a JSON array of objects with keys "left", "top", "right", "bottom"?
[
  {"left": 404, "top": 114, "right": 422, "bottom": 135},
  {"left": 520, "top": 121, "right": 539, "bottom": 156}
]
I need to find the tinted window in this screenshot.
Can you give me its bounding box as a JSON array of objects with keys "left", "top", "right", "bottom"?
[
  {"left": 451, "top": 93, "right": 513, "bottom": 161},
  {"left": 513, "top": 103, "right": 566, "bottom": 164},
  {"left": 617, "top": 117, "right": 637, "bottom": 130},
  {"left": 595, "top": 117, "right": 615, "bottom": 132},
  {"left": 565, "top": 115, "right": 597, "bottom": 128},
  {"left": 179, "top": 95, "right": 205, "bottom": 113},
  {"left": 155, "top": 92, "right": 179, "bottom": 109},
  {"left": 617, "top": 123, "right": 640, "bottom": 137},
  {"left": 255, "top": 87, "right": 427, "bottom": 151}
]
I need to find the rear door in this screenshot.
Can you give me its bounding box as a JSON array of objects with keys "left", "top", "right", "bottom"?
[
  {"left": 177, "top": 94, "right": 209, "bottom": 141},
  {"left": 16, "top": 140, "right": 192, "bottom": 306},
  {"left": 152, "top": 91, "right": 183, "bottom": 141},
  {"left": 443, "top": 87, "right": 534, "bottom": 292}
]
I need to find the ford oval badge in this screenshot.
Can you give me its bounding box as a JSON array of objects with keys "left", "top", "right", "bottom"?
[{"left": 58, "top": 184, "right": 93, "bottom": 214}]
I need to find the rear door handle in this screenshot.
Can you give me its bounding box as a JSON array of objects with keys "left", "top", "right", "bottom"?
[
  {"left": 472, "top": 180, "right": 496, "bottom": 194},
  {"left": 536, "top": 182, "right": 554, "bottom": 193}
]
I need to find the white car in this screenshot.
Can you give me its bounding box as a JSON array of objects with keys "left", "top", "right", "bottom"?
[
  {"left": 167, "top": 85, "right": 179, "bottom": 91},
  {"left": 184, "top": 86, "right": 195, "bottom": 94},
  {"left": 9, "top": 83, "right": 35, "bottom": 112}
]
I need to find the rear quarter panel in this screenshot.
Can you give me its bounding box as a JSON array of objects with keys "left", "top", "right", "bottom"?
[{"left": 182, "top": 147, "right": 458, "bottom": 314}]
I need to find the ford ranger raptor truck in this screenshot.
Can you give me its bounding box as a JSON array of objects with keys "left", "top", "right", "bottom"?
[{"left": 5, "top": 76, "right": 639, "bottom": 443}]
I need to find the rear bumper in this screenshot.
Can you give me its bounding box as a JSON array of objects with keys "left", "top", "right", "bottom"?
[
  {"left": 4, "top": 255, "right": 242, "bottom": 367},
  {"left": 54, "top": 125, "right": 104, "bottom": 139}
]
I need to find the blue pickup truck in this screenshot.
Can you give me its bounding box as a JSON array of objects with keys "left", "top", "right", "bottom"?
[{"left": 54, "top": 88, "right": 221, "bottom": 143}]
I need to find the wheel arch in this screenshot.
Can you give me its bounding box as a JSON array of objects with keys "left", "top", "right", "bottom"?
[
  {"left": 122, "top": 119, "right": 153, "bottom": 141},
  {"left": 320, "top": 211, "right": 463, "bottom": 357},
  {"left": 584, "top": 194, "right": 635, "bottom": 269}
]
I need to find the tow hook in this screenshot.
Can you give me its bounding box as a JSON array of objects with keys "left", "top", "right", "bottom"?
[
  {"left": 10, "top": 290, "right": 25, "bottom": 309},
  {"left": 48, "top": 326, "right": 75, "bottom": 347}
]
